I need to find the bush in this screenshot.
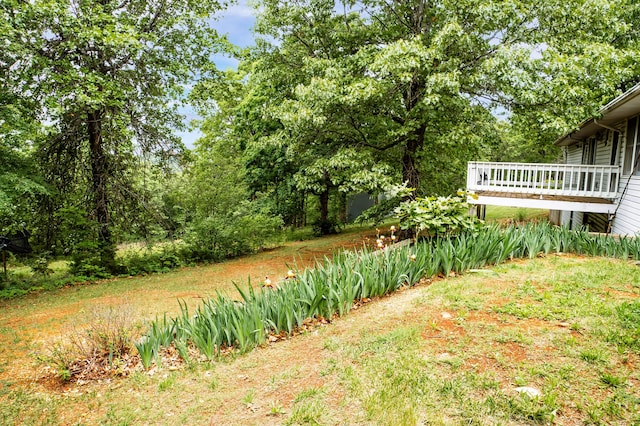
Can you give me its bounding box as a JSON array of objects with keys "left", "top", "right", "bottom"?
[
  {"left": 117, "top": 242, "right": 190, "bottom": 275},
  {"left": 29, "top": 255, "right": 53, "bottom": 277},
  {"left": 184, "top": 203, "right": 282, "bottom": 261},
  {"left": 395, "top": 192, "right": 481, "bottom": 240},
  {"left": 43, "top": 304, "right": 139, "bottom": 381},
  {"left": 312, "top": 219, "right": 339, "bottom": 236}
]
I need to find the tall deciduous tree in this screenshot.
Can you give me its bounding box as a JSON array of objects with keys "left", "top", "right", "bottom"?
[
  {"left": 250, "top": 0, "right": 640, "bottom": 197},
  {"left": 2, "top": 0, "right": 224, "bottom": 269}
]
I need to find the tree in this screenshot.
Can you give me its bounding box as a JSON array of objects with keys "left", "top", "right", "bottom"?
[
  {"left": 250, "top": 0, "right": 640, "bottom": 198},
  {"left": 0, "top": 36, "right": 48, "bottom": 233},
  {"left": 0, "top": 90, "right": 48, "bottom": 232},
  {"left": 483, "top": 0, "right": 640, "bottom": 146},
  {"left": 2, "top": 0, "right": 224, "bottom": 270}
]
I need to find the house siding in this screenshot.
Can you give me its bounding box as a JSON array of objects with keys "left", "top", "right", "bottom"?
[
  {"left": 611, "top": 175, "right": 640, "bottom": 235},
  {"left": 595, "top": 139, "right": 611, "bottom": 166},
  {"left": 562, "top": 143, "right": 593, "bottom": 229},
  {"left": 558, "top": 146, "right": 582, "bottom": 229},
  {"left": 559, "top": 128, "right": 640, "bottom": 234},
  {"left": 572, "top": 211, "right": 584, "bottom": 229},
  {"left": 566, "top": 146, "right": 582, "bottom": 165}
]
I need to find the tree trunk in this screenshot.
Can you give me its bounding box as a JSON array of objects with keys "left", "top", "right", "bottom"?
[
  {"left": 402, "top": 126, "right": 426, "bottom": 198},
  {"left": 319, "top": 187, "right": 329, "bottom": 225},
  {"left": 339, "top": 192, "right": 347, "bottom": 224},
  {"left": 87, "top": 110, "right": 116, "bottom": 271},
  {"left": 402, "top": 72, "right": 426, "bottom": 198}
]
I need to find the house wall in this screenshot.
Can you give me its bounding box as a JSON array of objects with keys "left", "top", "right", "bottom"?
[
  {"left": 560, "top": 127, "right": 640, "bottom": 234},
  {"left": 572, "top": 211, "right": 584, "bottom": 229},
  {"left": 612, "top": 175, "right": 640, "bottom": 235},
  {"left": 611, "top": 118, "right": 640, "bottom": 235},
  {"left": 566, "top": 145, "right": 582, "bottom": 165},
  {"left": 560, "top": 131, "right": 624, "bottom": 231}
]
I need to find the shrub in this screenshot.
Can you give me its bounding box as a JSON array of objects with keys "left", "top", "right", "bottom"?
[
  {"left": 43, "top": 304, "right": 139, "bottom": 381},
  {"left": 184, "top": 203, "right": 282, "bottom": 261},
  {"left": 312, "top": 219, "right": 339, "bottom": 236},
  {"left": 395, "top": 192, "right": 481, "bottom": 240},
  {"left": 117, "top": 242, "right": 190, "bottom": 275},
  {"left": 29, "top": 254, "right": 53, "bottom": 277}
]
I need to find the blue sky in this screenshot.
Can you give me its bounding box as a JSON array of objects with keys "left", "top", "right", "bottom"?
[{"left": 177, "top": 1, "right": 257, "bottom": 149}]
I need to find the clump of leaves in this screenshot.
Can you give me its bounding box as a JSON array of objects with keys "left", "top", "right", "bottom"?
[
  {"left": 29, "top": 255, "right": 53, "bottom": 277},
  {"left": 356, "top": 183, "right": 415, "bottom": 225},
  {"left": 395, "top": 192, "right": 482, "bottom": 240}
]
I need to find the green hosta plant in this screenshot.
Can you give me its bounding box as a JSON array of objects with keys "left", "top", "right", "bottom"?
[{"left": 395, "top": 192, "right": 482, "bottom": 240}]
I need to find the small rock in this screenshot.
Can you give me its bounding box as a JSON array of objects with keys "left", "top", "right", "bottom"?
[
  {"left": 436, "top": 353, "right": 452, "bottom": 361},
  {"left": 514, "top": 386, "right": 541, "bottom": 398},
  {"left": 441, "top": 312, "right": 453, "bottom": 319},
  {"left": 558, "top": 322, "right": 571, "bottom": 328}
]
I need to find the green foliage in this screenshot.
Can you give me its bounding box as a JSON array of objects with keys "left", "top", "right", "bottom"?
[
  {"left": 184, "top": 203, "right": 283, "bottom": 262},
  {"left": 134, "top": 336, "right": 157, "bottom": 370},
  {"left": 0, "top": 85, "right": 49, "bottom": 229},
  {"left": 137, "top": 221, "right": 640, "bottom": 364},
  {"left": 118, "top": 243, "right": 191, "bottom": 276},
  {"left": 2, "top": 0, "right": 226, "bottom": 271},
  {"left": 246, "top": 0, "right": 640, "bottom": 200},
  {"left": 356, "top": 183, "right": 414, "bottom": 225},
  {"left": 28, "top": 255, "right": 53, "bottom": 277},
  {"left": 395, "top": 193, "right": 481, "bottom": 239},
  {"left": 607, "top": 301, "right": 640, "bottom": 352}
]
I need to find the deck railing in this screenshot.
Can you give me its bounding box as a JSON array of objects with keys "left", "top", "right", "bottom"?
[{"left": 467, "top": 162, "right": 620, "bottom": 199}]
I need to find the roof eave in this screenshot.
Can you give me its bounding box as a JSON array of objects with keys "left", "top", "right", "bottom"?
[{"left": 554, "top": 82, "right": 640, "bottom": 147}]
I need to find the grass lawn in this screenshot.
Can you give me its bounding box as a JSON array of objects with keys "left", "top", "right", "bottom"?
[
  {"left": 484, "top": 206, "right": 549, "bottom": 223},
  {"left": 1, "top": 229, "right": 639, "bottom": 425}
]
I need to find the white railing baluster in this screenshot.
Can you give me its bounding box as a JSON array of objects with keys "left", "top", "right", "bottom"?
[{"left": 466, "top": 162, "right": 619, "bottom": 199}]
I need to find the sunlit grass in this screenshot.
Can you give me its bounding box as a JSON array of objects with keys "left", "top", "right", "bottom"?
[
  {"left": 314, "top": 256, "right": 640, "bottom": 425},
  {"left": 484, "top": 206, "right": 549, "bottom": 222}
]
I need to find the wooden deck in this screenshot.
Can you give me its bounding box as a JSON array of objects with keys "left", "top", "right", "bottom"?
[
  {"left": 468, "top": 191, "right": 617, "bottom": 214},
  {"left": 475, "top": 191, "right": 615, "bottom": 205}
]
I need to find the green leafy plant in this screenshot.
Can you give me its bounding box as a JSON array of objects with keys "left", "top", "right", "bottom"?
[
  {"left": 134, "top": 336, "right": 158, "bottom": 370},
  {"left": 395, "top": 192, "right": 482, "bottom": 241},
  {"left": 29, "top": 255, "right": 53, "bottom": 277}
]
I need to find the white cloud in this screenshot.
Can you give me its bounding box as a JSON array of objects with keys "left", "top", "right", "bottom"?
[{"left": 224, "top": 2, "right": 256, "bottom": 18}]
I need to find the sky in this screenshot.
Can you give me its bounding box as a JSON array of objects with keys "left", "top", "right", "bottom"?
[{"left": 176, "top": 1, "right": 257, "bottom": 149}]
